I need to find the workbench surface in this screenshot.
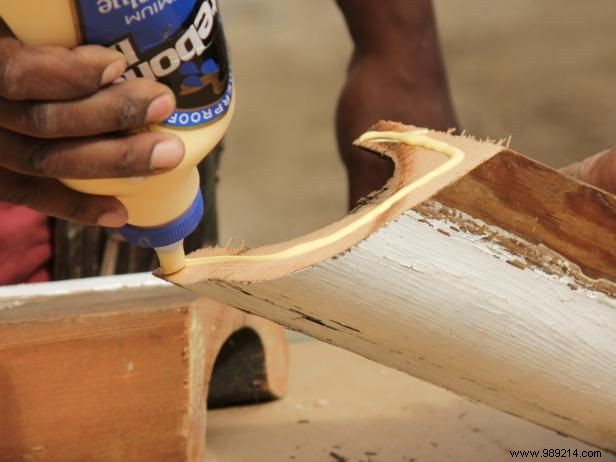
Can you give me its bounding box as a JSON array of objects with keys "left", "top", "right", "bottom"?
[{"left": 206, "top": 341, "right": 611, "bottom": 462}]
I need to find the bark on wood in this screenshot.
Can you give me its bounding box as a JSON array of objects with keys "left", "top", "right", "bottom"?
[
  {"left": 167, "top": 121, "right": 616, "bottom": 451},
  {"left": 0, "top": 274, "right": 288, "bottom": 462}
]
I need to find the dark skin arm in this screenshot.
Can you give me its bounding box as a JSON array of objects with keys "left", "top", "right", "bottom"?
[{"left": 335, "top": 0, "right": 458, "bottom": 207}]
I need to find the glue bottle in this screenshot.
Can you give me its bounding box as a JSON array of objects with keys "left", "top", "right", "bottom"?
[{"left": 0, "top": 0, "right": 234, "bottom": 274}]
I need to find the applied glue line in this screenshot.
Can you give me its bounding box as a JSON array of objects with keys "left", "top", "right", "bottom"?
[{"left": 186, "top": 129, "right": 465, "bottom": 266}]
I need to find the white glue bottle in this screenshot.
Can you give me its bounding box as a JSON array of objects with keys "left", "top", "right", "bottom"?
[{"left": 0, "top": 0, "right": 234, "bottom": 274}]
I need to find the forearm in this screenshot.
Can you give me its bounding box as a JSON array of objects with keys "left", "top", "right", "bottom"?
[
  {"left": 336, "top": 0, "right": 457, "bottom": 205},
  {"left": 337, "top": 0, "right": 451, "bottom": 67}
]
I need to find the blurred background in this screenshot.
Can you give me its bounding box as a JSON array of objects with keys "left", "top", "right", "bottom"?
[{"left": 218, "top": 0, "right": 616, "bottom": 247}]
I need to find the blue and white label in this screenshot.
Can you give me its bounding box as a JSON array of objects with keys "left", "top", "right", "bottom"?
[
  {"left": 165, "top": 75, "right": 232, "bottom": 128},
  {"left": 76, "top": 0, "right": 232, "bottom": 129}
]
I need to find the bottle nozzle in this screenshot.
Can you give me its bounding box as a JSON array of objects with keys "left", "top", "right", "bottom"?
[
  {"left": 156, "top": 241, "right": 187, "bottom": 275},
  {"left": 117, "top": 191, "right": 204, "bottom": 275}
]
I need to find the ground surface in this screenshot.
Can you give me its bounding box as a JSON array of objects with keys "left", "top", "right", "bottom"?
[
  {"left": 219, "top": 0, "right": 616, "bottom": 246},
  {"left": 206, "top": 342, "right": 614, "bottom": 462}
]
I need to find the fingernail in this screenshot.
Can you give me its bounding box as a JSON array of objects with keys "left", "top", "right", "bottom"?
[
  {"left": 101, "top": 58, "right": 127, "bottom": 86},
  {"left": 98, "top": 211, "right": 127, "bottom": 228},
  {"left": 146, "top": 93, "right": 175, "bottom": 123},
  {"left": 150, "top": 139, "right": 185, "bottom": 170}
]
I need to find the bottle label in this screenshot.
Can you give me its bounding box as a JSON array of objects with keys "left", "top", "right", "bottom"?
[{"left": 75, "top": 0, "right": 232, "bottom": 129}]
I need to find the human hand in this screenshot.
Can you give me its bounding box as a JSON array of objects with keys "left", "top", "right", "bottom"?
[
  {"left": 0, "top": 36, "right": 185, "bottom": 227},
  {"left": 561, "top": 147, "right": 616, "bottom": 194}
]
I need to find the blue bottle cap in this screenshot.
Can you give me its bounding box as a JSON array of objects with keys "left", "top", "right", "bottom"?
[{"left": 118, "top": 191, "right": 204, "bottom": 249}]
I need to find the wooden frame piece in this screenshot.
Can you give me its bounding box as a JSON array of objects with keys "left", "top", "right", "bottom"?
[
  {"left": 0, "top": 274, "right": 288, "bottom": 462},
  {"left": 167, "top": 121, "right": 616, "bottom": 451}
]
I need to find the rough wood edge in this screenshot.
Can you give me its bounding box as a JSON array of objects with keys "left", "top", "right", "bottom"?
[
  {"left": 166, "top": 122, "right": 505, "bottom": 284},
  {"left": 166, "top": 121, "right": 614, "bottom": 288}
]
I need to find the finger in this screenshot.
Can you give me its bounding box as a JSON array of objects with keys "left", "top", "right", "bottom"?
[
  {"left": 0, "top": 168, "right": 128, "bottom": 227},
  {"left": 0, "top": 37, "right": 127, "bottom": 101},
  {"left": 0, "top": 129, "right": 185, "bottom": 179},
  {"left": 578, "top": 148, "right": 616, "bottom": 194},
  {"left": 0, "top": 79, "right": 175, "bottom": 138}
]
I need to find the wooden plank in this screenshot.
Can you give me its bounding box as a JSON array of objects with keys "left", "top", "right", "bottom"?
[
  {"left": 433, "top": 151, "right": 615, "bottom": 280},
  {"left": 0, "top": 274, "right": 288, "bottom": 462},
  {"left": 1, "top": 307, "right": 194, "bottom": 462},
  {"left": 167, "top": 122, "right": 616, "bottom": 451}
]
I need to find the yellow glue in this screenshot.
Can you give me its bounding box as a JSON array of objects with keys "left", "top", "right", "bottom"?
[
  {"left": 0, "top": 0, "right": 234, "bottom": 274},
  {"left": 185, "top": 129, "right": 465, "bottom": 267}
]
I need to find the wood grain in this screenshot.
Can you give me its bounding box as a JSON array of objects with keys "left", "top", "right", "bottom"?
[
  {"left": 0, "top": 308, "right": 192, "bottom": 461},
  {"left": 435, "top": 151, "right": 615, "bottom": 280}
]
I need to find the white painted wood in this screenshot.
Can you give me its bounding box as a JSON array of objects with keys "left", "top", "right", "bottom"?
[
  {"left": 186, "top": 203, "right": 616, "bottom": 451},
  {"left": 0, "top": 272, "right": 192, "bottom": 324},
  {"left": 0, "top": 272, "right": 166, "bottom": 301}
]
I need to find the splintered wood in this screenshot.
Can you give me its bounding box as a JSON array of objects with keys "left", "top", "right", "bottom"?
[{"left": 167, "top": 121, "right": 616, "bottom": 451}]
